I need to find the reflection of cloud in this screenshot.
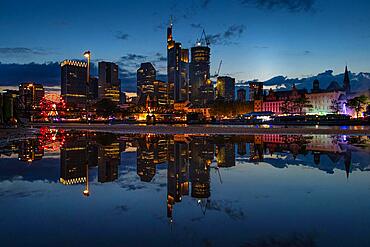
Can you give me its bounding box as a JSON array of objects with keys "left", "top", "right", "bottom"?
[
  {"left": 206, "top": 200, "right": 245, "bottom": 220},
  {"left": 242, "top": 233, "right": 317, "bottom": 247},
  {"left": 240, "top": 0, "right": 316, "bottom": 13},
  {"left": 115, "top": 205, "right": 129, "bottom": 213}
]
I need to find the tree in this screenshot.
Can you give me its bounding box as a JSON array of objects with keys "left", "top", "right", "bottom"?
[
  {"left": 280, "top": 100, "right": 291, "bottom": 115},
  {"left": 330, "top": 99, "right": 341, "bottom": 115},
  {"left": 347, "top": 95, "right": 368, "bottom": 118},
  {"left": 294, "top": 96, "right": 312, "bottom": 115},
  {"left": 95, "top": 99, "right": 118, "bottom": 118}
]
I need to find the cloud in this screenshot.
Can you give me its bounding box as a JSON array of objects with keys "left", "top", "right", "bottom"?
[
  {"left": 201, "top": 0, "right": 211, "bottom": 8},
  {"left": 0, "top": 62, "right": 60, "bottom": 86},
  {"left": 207, "top": 25, "right": 246, "bottom": 45},
  {"left": 240, "top": 0, "right": 316, "bottom": 12},
  {"left": 190, "top": 23, "right": 203, "bottom": 29},
  {"left": 0, "top": 47, "right": 50, "bottom": 56},
  {"left": 114, "top": 32, "right": 129, "bottom": 40}
]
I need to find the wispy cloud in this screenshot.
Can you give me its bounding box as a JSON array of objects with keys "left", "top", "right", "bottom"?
[
  {"left": 207, "top": 25, "right": 246, "bottom": 45},
  {"left": 240, "top": 0, "right": 316, "bottom": 12},
  {"left": 0, "top": 47, "right": 51, "bottom": 56},
  {"left": 114, "top": 32, "right": 129, "bottom": 40}
]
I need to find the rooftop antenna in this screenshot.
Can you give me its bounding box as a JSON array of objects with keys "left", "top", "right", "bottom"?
[{"left": 197, "top": 29, "right": 210, "bottom": 47}]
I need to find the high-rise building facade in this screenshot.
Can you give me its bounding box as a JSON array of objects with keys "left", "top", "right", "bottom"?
[
  {"left": 61, "top": 60, "right": 88, "bottom": 109},
  {"left": 167, "top": 23, "right": 189, "bottom": 104},
  {"left": 98, "top": 61, "right": 121, "bottom": 104},
  {"left": 216, "top": 76, "right": 235, "bottom": 102},
  {"left": 189, "top": 45, "right": 211, "bottom": 106},
  {"left": 19, "top": 82, "right": 45, "bottom": 110},
  {"left": 137, "top": 62, "right": 156, "bottom": 105}
]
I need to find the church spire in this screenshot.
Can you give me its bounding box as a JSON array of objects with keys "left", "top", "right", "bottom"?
[{"left": 343, "top": 65, "right": 351, "bottom": 93}]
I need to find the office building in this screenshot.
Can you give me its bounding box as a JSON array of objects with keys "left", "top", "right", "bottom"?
[
  {"left": 98, "top": 61, "right": 121, "bottom": 104},
  {"left": 189, "top": 45, "right": 211, "bottom": 106},
  {"left": 19, "top": 83, "right": 45, "bottom": 110},
  {"left": 61, "top": 60, "right": 88, "bottom": 109},
  {"left": 167, "top": 22, "right": 189, "bottom": 104},
  {"left": 216, "top": 76, "right": 235, "bottom": 101},
  {"left": 137, "top": 62, "right": 156, "bottom": 105}
]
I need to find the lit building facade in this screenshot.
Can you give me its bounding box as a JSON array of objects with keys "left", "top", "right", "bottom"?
[
  {"left": 98, "top": 61, "right": 121, "bottom": 104},
  {"left": 61, "top": 60, "right": 88, "bottom": 109},
  {"left": 19, "top": 83, "right": 45, "bottom": 110},
  {"left": 137, "top": 62, "right": 156, "bottom": 105},
  {"left": 216, "top": 76, "right": 235, "bottom": 101},
  {"left": 167, "top": 22, "right": 189, "bottom": 105},
  {"left": 189, "top": 45, "right": 212, "bottom": 106}
]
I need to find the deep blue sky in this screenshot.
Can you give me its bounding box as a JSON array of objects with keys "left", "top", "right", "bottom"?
[{"left": 0, "top": 0, "right": 370, "bottom": 86}]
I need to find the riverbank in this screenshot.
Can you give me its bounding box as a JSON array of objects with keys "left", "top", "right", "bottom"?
[{"left": 20, "top": 123, "right": 370, "bottom": 135}]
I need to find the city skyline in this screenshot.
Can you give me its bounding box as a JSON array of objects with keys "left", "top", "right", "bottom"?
[{"left": 1, "top": 0, "right": 370, "bottom": 92}]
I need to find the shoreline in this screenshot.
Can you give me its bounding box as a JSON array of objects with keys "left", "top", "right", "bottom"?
[{"left": 17, "top": 123, "right": 370, "bottom": 135}]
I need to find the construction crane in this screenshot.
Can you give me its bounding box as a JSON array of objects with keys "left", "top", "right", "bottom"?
[
  {"left": 196, "top": 29, "right": 210, "bottom": 47},
  {"left": 211, "top": 60, "right": 223, "bottom": 79}
]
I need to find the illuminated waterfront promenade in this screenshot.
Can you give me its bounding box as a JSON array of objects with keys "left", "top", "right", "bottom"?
[{"left": 26, "top": 123, "right": 370, "bottom": 135}]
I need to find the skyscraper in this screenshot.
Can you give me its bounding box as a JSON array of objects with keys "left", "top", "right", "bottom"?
[
  {"left": 137, "top": 62, "right": 156, "bottom": 105},
  {"left": 61, "top": 60, "right": 88, "bottom": 109},
  {"left": 167, "top": 22, "right": 189, "bottom": 104},
  {"left": 216, "top": 76, "right": 236, "bottom": 101},
  {"left": 19, "top": 82, "right": 45, "bottom": 111},
  {"left": 343, "top": 66, "right": 351, "bottom": 93},
  {"left": 98, "top": 61, "right": 121, "bottom": 104},
  {"left": 189, "top": 44, "right": 211, "bottom": 106}
]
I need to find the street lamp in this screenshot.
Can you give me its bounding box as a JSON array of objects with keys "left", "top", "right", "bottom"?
[
  {"left": 83, "top": 51, "right": 91, "bottom": 83},
  {"left": 83, "top": 51, "right": 91, "bottom": 120}
]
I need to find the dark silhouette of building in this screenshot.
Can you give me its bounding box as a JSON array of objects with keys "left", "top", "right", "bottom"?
[
  {"left": 343, "top": 66, "right": 351, "bottom": 93},
  {"left": 312, "top": 79, "right": 321, "bottom": 93},
  {"left": 89, "top": 76, "right": 99, "bottom": 101},
  {"left": 237, "top": 88, "right": 247, "bottom": 102},
  {"left": 216, "top": 76, "right": 235, "bottom": 101},
  {"left": 189, "top": 45, "right": 212, "bottom": 106},
  {"left": 98, "top": 61, "right": 121, "bottom": 104},
  {"left": 249, "top": 81, "right": 264, "bottom": 101},
  {"left": 61, "top": 60, "right": 88, "bottom": 109}
]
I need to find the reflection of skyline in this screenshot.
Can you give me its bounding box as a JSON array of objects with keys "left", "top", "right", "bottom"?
[{"left": 1, "top": 130, "right": 369, "bottom": 211}]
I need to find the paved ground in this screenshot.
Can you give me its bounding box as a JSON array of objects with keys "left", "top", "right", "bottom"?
[{"left": 21, "top": 123, "right": 370, "bottom": 135}]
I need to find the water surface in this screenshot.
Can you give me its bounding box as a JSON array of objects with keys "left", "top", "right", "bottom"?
[{"left": 0, "top": 128, "right": 369, "bottom": 247}]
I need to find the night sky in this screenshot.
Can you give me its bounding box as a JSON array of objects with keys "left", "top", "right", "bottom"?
[{"left": 0, "top": 0, "right": 370, "bottom": 92}]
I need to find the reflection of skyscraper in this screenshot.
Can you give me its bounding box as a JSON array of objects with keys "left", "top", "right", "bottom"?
[
  {"left": 60, "top": 134, "right": 88, "bottom": 185},
  {"left": 137, "top": 135, "right": 168, "bottom": 182},
  {"left": 167, "top": 137, "right": 189, "bottom": 219},
  {"left": 216, "top": 142, "right": 235, "bottom": 168},
  {"left": 98, "top": 142, "right": 120, "bottom": 183},
  {"left": 18, "top": 139, "right": 44, "bottom": 163},
  {"left": 189, "top": 137, "right": 213, "bottom": 199},
  {"left": 237, "top": 142, "right": 247, "bottom": 156}
]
